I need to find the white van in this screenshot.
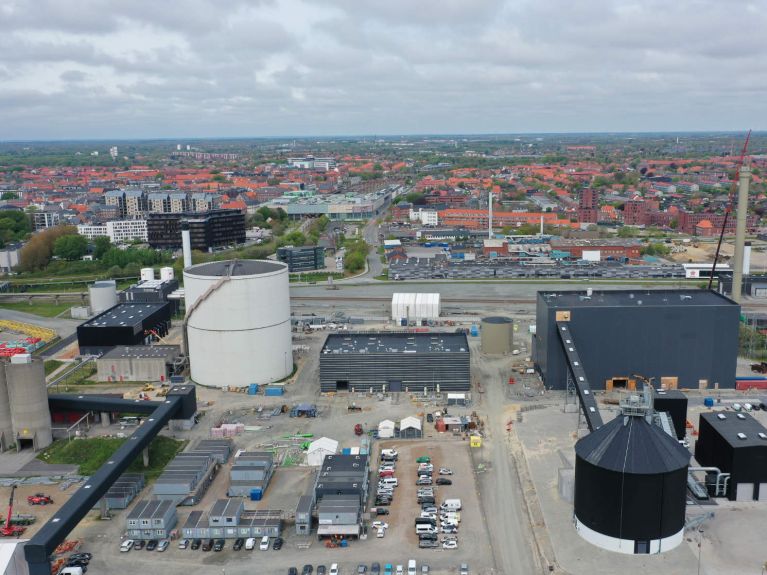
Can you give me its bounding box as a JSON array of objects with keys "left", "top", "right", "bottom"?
[
  {"left": 245, "top": 537, "right": 256, "bottom": 550},
  {"left": 407, "top": 559, "right": 417, "bottom": 575},
  {"left": 379, "top": 477, "right": 398, "bottom": 488},
  {"left": 259, "top": 536, "right": 270, "bottom": 550},
  {"left": 441, "top": 498, "right": 462, "bottom": 511},
  {"left": 415, "top": 524, "right": 437, "bottom": 535}
]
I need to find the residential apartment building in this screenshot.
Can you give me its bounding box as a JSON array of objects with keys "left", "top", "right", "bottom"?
[
  {"left": 438, "top": 208, "right": 569, "bottom": 230},
  {"left": 78, "top": 220, "right": 148, "bottom": 243},
  {"left": 623, "top": 200, "right": 649, "bottom": 226},
  {"left": 409, "top": 207, "right": 439, "bottom": 226},
  {"left": 146, "top": 209, "right": 245, "bottom": 250},
  {"left": 32, "top": 211, "right": 60, "bottom": 231},
  {"left": 577, "top": 188, "right": 599, "bottom": 224},
  {"left": 105, "top": 189, "right": 147, "bottom": 219},
  {"left": 190, "top": 193, "right": 218, "bottom": 212},
  {"left": 677, "top": 211, "right": 758, "bottom": 235}
]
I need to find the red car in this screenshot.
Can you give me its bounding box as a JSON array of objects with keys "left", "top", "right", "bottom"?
[{"left": 27, "top": 494, "right": 53, "bottom": 505}]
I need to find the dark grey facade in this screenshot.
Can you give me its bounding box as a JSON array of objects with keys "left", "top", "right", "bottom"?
[
  {"left": 277, "top": 246, "right": 325, "bottom": 272},
  {"left": 319, "top": 332, "right": 470, "bottom": 392},
  {"left": 653, "top": 389, "right": 688, "bottom": 440},
  {"left": 77, "top": 302, "right": 172, "bottom": 354},
  {"left": 533, "top": 290, "right": 739, "bottom": 390},
  {"left": 694, "top": 412, "right": 767, "bottom": 501},
  {"left": 147, "top": 209, "right": 245, "bottom": 251}
]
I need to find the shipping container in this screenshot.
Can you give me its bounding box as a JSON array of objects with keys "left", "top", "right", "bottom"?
[
  {"left": 248, "top": 384, "right": 259, "bottom": 395},
  {"left": 250, "top": 489, "right": 263, "bottom": 501},
  {"left": 264, "top": 386, "right": 284, "bottom": 397}
]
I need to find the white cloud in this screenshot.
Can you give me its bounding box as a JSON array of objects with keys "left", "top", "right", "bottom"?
[{"left": 0, "top": 0, "right": 765, "bottom": 139}]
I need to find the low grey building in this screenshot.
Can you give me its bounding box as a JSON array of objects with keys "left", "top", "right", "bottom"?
[
  {"left": 153, "top": 450, "right": 219, "bottom": 506},
  {"left": 319, "top": 332, "right": 470, "bottom": 393},
  {"left": 126, "top": 499, "right": 177, "bottom": 539},
  {"left": 228, "top": 451, "right": 275, "bottom": 497},
  {"left": 97, "top": 473, "right": 145, "bottom": 511},
  {"left": 96, "top": 345, "right": 183, "bottom": 382},
  {"left": 295, "top": 495, "right": 313, "bottom": 535},
  {"left": 193, "top": 439, "right": 232, "bottom": 464},
  {"left": 317, "top": 495, "right": 361, "bottom": 538},
  {"left": 180, "top": 500, "right": 282, "bottom": 539}
]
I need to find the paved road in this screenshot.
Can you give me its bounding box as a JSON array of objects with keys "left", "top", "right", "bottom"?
[
  {"left": 363, "top": 219, "right": 385, "bottom": 279},
  {"left": 0, "top": 308, "right": 80, "bottom": 337},
  {"left": 473, "top": 347, "right": 538, "bottom": 574}
]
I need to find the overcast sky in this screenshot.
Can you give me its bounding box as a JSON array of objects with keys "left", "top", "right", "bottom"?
[{"left": 1, "top": 0, "right": 766, "bottom": 140}]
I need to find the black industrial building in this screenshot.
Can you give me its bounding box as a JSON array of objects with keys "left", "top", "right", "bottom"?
[
  {"left": 77, "top": 302, "right": 172, "bottom": 354},
  {"left": 146, "top": 209, "right": 245, "bottom": 251},
  {"left": 533, "top": 289, "right": 739, "bottom": 391},
  {"left": 314, "top": 454, "right": 370, "bottom": 503},
  {"left": 574, "top": 414, "right": 690, "bottom": 554},
  {"left": 319, "top": 332, "right": 470, "bottom": 393},
  {"left": 653, "top": 389, "right": 688, "bottom": 440},
  {"left": 120, "top": 278, "right": 181, "bottom": 314},
  {"left": 718, "top": 272, "right": 767, "bottom": 298},
  {"left": 276, "top": 246, "right": 325, "bottom": 272},
  {"left": 694, "top": 412, "right": 767, "bottom": 501}
]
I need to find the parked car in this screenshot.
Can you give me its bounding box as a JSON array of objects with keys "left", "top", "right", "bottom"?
[
  {"left": 289, "top": 569, "right": 298, "bottom": 575},
  {"left": 416, "top": 478, "right": 432, "bottom": 486},
  {"left": 375, "top": 507, "right": 390, "bottom": 515},
  {"left": 442, "top": 539, "right": 458, "bottom": 549},
  {"left": 438, "top": 468, "right": 452, "bottom": 475},
  {"left": 421, "top": 505, "right": 437, "bottom": 513},
  {"left": 273, "top": 537, "right": 284, "bottom": 550},
  {"left": 302, "top": 565, "right": 314, "bottom": 575},
  {"left": 396, "top": 566, "right": 404, "bottom": 575},
  {"left": 376, "top": 527, "right": 385, "bottom": 538},
  {"left": 372, "top": 521, "right": 389, "bottom": 529},
  {"left": 213, "top": 539, "right": 225, "bottom": 552},
  {"left": 260, "top": 536, "right": 270, "bottom": 550},
  {"left": 232, "top": 538, "right": 244, "bottom": 551},
  {"left": 416, "top": 456, "right": 430, "bottom": 463},
  {"left": 157, "top": 540, "right": 170, "bottom": 552},
  {"left": 177, "top": 539, "right": 189, "bottom": 549},
  {"left": 133, "top": 540, "right": 145, "bottom": 551},
  {"left": 66, "top": 559, "right": 88, "bottom": 568},
  {"left": 68, "top": 554, "right": 92, "bottom": 563},
  {"left": 426, "top": 413, "right": 434, "bottom": 423},
  {"left": 418, "top": 533, "right": 438, "bottom": 541},
  {"left": 460, "top": 563, "right": 469, "bottom": 575},
  {"left": 419, "top": 540, "right": 439, "bottom": 548},
  {"left": 436, "top": 478, "right": 452, "bottom": 485},
  {"left": 317, "top": 567, "right": 326, "bottom": 575},
  {"left": 421, "top": 566, "right": 430, "bottom": 573},
  {"left": 120, "top": 540, "right": 134, "bottom": 553},
  {"left": 245, "top": 537, "right": 256, "bottom": 550},
  {"left": 201, "top": 539, "right": 213, "bottom": 552},
  {"left": 384, "top": 565, "right": 393, "bottom": 575},
  {"left": 330, "top": 564, "right": 339, "bottom": 575},
  {"left": 372, "top": 562, "right": 381, "bottom": 574},
  {"left": 190, "top": 539, "right": 202, "bottom": 550},
  {"left": 358, "top": 565, "right": 368, "bottom": 573},
  {"left": 145, "top": 540, "right": 158, "bottom": 551}
]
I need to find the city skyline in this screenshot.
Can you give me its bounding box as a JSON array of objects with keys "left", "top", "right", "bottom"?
[{"left": 1, "top": 0, "right": 766, "bottom": 139}]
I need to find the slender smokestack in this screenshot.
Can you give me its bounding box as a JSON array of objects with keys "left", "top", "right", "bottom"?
[
  {"left": 488, "top": 192, "right": 493, "bottom": 239},
  {"left": 744, "top": 241, "right": 752, "bottom": 275},
  {"left": 181, "top": 223, "right": 192, "bottom": 269},
  {"left": 732, "top": 164, "right": 751, "bottom": 303},
  {"left": 540, "top": 214, "right": 544, "bottom": 235}
]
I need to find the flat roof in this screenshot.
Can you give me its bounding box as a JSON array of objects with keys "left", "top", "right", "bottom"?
[
  {"left": 185, "top": 260, "right": 286, "bottom": 277},
  {"left": 100, "top": 345, "right": 180, "bottom": 360},
  {"left": 321, "top": 332, "right": 469, "bottom": 354},
  {"left": 80, "top": 302, "right": 167, "bottom": 328},
  {"left": 700, "top": 412, "right": 767, "bottom": 448},
  {"left": 210, "top": 498, "right": 243, "bottom": 517},
  {"left": 539, "top": 289, "right": 736, "bottom": 309}
]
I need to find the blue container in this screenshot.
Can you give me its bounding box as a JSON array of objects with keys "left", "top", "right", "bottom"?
[
  {"left": 400, "top": 318, "right": 408, "bottom": 327},
  {"left": 265, "top": 387, "right": 284, "bottom": 397},
  {"left": 704, "top": 397, "right": 714, "bottom": 408},
  {"left": 341, "top": 448, "right": 351, "bottom": 455},
  {"left": 248, "top": 384, "right": 259, "bottom": 395},
  {"left": 250, "top": 488, "right": 263, "bottom": 501},
  {"left": 470, "top": 325, "right": 479, "bottom": 337}
]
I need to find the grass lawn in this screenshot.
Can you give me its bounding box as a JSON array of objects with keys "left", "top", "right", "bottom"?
[
  {"left": 43, "top": 360, "right": 64, "bottom": 376},
  {"left": 51, "top": 363, "right": 98, "bottom": 387},
  {"left": 37, "top": 435, "right": 185, "bottom": 479},
  {"left": 0, "top": 301, "right": 72, "bottom": 318}
]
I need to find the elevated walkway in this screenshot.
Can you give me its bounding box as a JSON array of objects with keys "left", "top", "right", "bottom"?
[{"left": 556, "top": 322, "right": 603, "bottom": 432}]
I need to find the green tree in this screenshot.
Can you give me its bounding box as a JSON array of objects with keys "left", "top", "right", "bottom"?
[
  {"left": 53, "top": 234, "right": 88, "bottom": 260},
  {"left": 617, "top": 226, "right": 638, "bottom": 238},
  {"left": 93, "top": 236, "right": 111, "bottom": 259},
  {"left": 1, "top": 192, "right": 18, "bottom": 200}
]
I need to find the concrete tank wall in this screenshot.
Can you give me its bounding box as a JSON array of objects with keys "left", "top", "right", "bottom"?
[
  {"left": 481, "top": 316, "right": 513, "bottom": 355},
  {"left": 184, "top": 260, "right": 292, "bottom": 388},
  {"left": 89, "top": 280, "right": 118, "bottom": 315},
  {"left": 0, "top": 365, "right": 13, "bottom": 451},
  {"left": 5, "top": 358, "right": 52, "bottom": 450}
]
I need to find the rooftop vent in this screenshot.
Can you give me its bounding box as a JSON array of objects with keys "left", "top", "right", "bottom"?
[
  {"left": 717, "top": 414, "right": 727, "bottom": 420},
  {"left": 737, "top": 413, "right": 746, "bottom": 420},
  {"left": 737, "top": 433, "right": 747, "bottom": 440}
]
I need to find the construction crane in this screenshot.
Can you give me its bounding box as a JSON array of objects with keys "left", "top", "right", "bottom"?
[
  {"left": 1, "top": 485, "right": 25, "bottom": 537},
  {"left": 708, "top": 130, "right": 751, "bottom": 290}
]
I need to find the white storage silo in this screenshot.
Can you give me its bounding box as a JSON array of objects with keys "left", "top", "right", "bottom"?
[
  {"left": 0, "top": 366, "right": 13, "bottom": 451},
  {"left": 160, "top": 266, "right": 175, "bottom": 281},
  {"left": 184, "top": 260, "right": 292, "bottom": 388},
  {"left": 140, "top": 267, "right": 155, "bottom": 282},
  {"left": 89, "top": 280, "right": 118, "bottom": 315}
]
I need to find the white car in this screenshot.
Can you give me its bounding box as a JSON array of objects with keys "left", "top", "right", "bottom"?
[
  {"left": 245, "top": 537, "right": 256, "bottom": 550},
  {"left": 396, "top": 566, "right": 404, "bottom": 575},
  {"left": 442, "top": 539, "right": 458, "bottom": 549},
  {"left": 376, "top": 527, "right": 386, "bottom": 538},
  {"left": 330, "top": 564, "right": 339, "bottom": 575},
  {"left": 438, "top": 468, "right": 452, "bottom": 475},
  {"left": 372, "top": 521, "right": 389, "bottom": 530},
  {"left": 120, "top": 539, "right": 134, "bottom": 552},
  {"left": 177, "top": 539, "right": 189, "bottom": 549},
  {"left": 157, "top": 539, "right": 170, "bottom": 552},
  {"left": 259, "top": 536, "right": 270, "bottom": 550}
]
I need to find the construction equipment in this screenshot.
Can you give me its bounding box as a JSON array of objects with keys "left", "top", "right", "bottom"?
[
  {"left": 27, "top": 493, "right": 53, "bottom": 506},
  {"left": 1, "top": 486, "right": 25, "bottom": 537},
  {"left": 141, "top": 384, "right": 155, "bottom": 392}
]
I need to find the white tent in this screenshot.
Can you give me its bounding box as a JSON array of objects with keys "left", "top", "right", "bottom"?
[
  {"left": 400, "top": 416, "right": 422, "bottom": 439},
  {"left": 378, "top": 419, "right": 396, "bottom": 439},
  {"left": 391, "top": 293, "right": 441, "bottom": 322},
  {"left": 307, "top": 436, "right": 339, "bottom": 466}
]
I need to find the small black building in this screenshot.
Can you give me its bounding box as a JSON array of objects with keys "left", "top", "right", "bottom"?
[
  {"left": 653, "top": 389, "right": 688, "bottom": 440},
  {"left": 147, "top": 209, "right": 245, "bottom": 251},
  {"left": 276, "top": 246, "right": 325, "bottom": 272},
  {"left": 694, "top": 412, "right": 767, "bottom": 501},
  {"left": 120, "top": 278, "right": 181, "bottom": 314},
  {"left": 319, "top": 332, "right": 470, "bottom": 393},
  {"left": 77, "top": 302, "right": 172, "bottom": 354},
  {"left": 533, "top": 289, "right": 739, "bottom": 390}
]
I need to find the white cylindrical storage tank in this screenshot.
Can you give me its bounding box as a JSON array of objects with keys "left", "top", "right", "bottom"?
[
  {"left": 89, "top": 280, "right": 118, "bottom": 315},
  {"left": 5, "top": 357, "right": 52, "bottom": 450},
  {"left": 160, "top": 267, "right": 175, "bottom": 281},
  {"left": 481, "top": 316, "right": 513, "bottom": 355},
  {"left": 0, "top": 365, "right": 13, "bottom": 451},
  {"left": 184, "top": 260, "right": 292, "bottom": 388},
  {"left": 140, "top": 267, "right": 155, "bottom": 282}
]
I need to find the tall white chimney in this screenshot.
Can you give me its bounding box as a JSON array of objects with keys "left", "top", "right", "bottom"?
[
  {"left": 732, "top": 164, "right": 751, "bottom": 303},
  {"left": 743, "top": 241, "right": 752, "bottom": 275},
  {"left": 488, "top": 192, "right": 493, "bottom": 239},
  {"left": 540, "top": 214, "right": 544, "bottom": 235},
  {"left": 181, "top": 225, "right": 192, "bottom": 269}
]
